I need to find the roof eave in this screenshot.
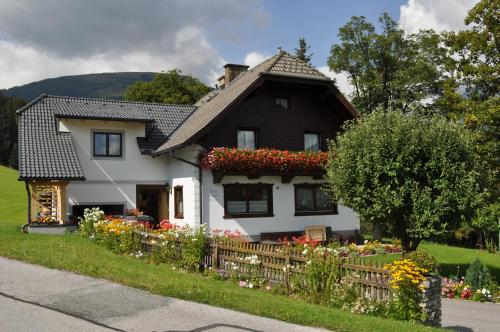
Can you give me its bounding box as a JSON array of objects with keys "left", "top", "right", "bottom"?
[
  {"left": 152, "top": 142, "right": 185, "bottom": 156},
  {"left": 18, "top": 176, "right": 86, "bottom": 182},
  {"left": 260, "top": 72, "right": 332, "bottom": 84}
]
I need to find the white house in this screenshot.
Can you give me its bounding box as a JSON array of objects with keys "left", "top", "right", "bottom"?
[{"left": 18, "top": 51, "right": 360, "bottom": 241}]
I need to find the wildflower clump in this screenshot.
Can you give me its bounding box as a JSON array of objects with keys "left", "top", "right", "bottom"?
[
  {"left": 385, "top": 259, "right": 428, "bottom": 290},
  {"left": 78, "top": 207, "right": 105, "bottom": 238},
  {"left": 94, "top": 218, "right": 140, "bottom": 254},
  {"left": 384, "top": 259, "right": 428, "bottom": 321}
]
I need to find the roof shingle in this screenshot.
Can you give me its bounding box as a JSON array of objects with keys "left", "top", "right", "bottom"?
[
  {"left": 266, "top": 52, "right": 331, "bottom": 81},
  {"left": 52, "top": 98, "right": 153, "bottom": 122}
]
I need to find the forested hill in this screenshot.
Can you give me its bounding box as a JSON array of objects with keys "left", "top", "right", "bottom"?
[{"left": 2, "top": 72, "right": 157, "bottom": 101}]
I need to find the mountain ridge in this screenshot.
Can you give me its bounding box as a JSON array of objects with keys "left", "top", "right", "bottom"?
[{"left": 2, "top": 72, "right": 158, "bottom": 101}]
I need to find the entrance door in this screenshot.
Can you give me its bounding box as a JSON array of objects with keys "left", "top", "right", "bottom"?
[{"left": 136, "top": 185, "right": 168, "bottom": 225}]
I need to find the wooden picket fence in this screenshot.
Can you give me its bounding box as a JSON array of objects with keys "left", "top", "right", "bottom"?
[{"left": 136, "top": 231, "right": 392, "bottom": 301}]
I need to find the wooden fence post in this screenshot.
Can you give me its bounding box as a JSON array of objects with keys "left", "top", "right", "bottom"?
[
  {"left": 212, "top": 243, "right": 219, "bottom": 269},
  {"left": 284, "top": 254, "right": 290, "bottom": 286}
]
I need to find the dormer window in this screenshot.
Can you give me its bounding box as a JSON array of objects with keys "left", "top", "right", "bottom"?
[
  {"left": 237, "top": 129, "right": 256, "bottom": 150},
  {"left": 274, "top": 97, "right": 290, "bottom": 110},
  {"left": 93, "top": 132, "right": 123, "bottom": 157}
]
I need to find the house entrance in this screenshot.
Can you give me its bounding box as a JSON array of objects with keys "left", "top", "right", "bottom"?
[{"left": 136, "top": 185, "right": 168, "bottom": 225}]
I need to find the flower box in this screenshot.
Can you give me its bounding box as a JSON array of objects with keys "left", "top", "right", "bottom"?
[{"left": 201, "top": 148, "right": 329, "bottom": 183}]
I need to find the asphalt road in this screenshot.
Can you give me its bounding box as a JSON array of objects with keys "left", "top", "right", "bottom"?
[
  {"left": 441, "top": 298, "right": 500, "bottom": 332},
  {"left": 0, "top": 257, "right": 323, "bottom": 332}
]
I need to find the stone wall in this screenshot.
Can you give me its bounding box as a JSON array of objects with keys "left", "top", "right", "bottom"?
[{"left": 420, "top": 275, "right": 442, "bottom": 326}]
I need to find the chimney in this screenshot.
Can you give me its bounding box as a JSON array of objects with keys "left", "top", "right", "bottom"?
[
  {"left": 222, "top": 64, "right": 249, "bottom": 87},
  {"left": 217, "top": 75, "right": 225, "bottom": 89}
]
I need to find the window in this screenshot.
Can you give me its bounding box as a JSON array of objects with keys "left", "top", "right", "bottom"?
[
  {"left": 274, "top": 97, "right": 290, "bottom": 110},
  {"left": 237, "top": 129, "right": 256, "bottom": 149},
  {"left": 304, "top": 132, "right": 321, "bottom": 152},
  {"left": 93, "top": 132, "right": 122, "bottom": 157},
  {"left": 174, "top": 186, "right": 183, "bottom": 219},
  {"left": 294, "top": 184, "right": 337, "bottom": 216},
  {"left": 224, "top": 184, "right": 273, "bottom": 218}
]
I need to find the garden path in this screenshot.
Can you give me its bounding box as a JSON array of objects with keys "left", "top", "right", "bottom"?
[
  {"left": 0, "top": 256, "right": 324, "bottom": 332},
  {"left": 442, "top": 298, "right": 500, "bottom": 332}
]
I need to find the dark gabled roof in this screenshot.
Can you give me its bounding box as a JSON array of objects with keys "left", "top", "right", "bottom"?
[
  {"left": 266, "top": 52, "right": 331, "bottom": 81},
  {"left": 17, "top": 95, "right": 196, "bottom": 180},
  {"left": 52, "top": 97, "right": 153, "bottom": 122},
  {"left": 154, "top": 51, "right": 356, "bottom": 154},
  {"left": 137, "top": 103, "right": 196, "bottom": 154},
  {"left": 17, "top": 95, "right": 85, "bottom": 181}
]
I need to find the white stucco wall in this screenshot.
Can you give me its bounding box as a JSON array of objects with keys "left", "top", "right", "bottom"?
[
  {"left": 166, "top": 145, "right": 202, "bottom": 227},
  {"left": 61, "top": 118, "right": 169, "bottom": 212},
  {"left": 60, "top": 120, "right": 359, "bottom": 237},
  {"left": 202, "top": 170, "right": 359, "bottom": 237}
]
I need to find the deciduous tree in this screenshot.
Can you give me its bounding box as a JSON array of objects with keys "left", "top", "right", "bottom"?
[
  {"left": 125, "top": 69, "right": 211, "bottom": 105},
  {"left": 326, "top": 111, "right": 486, "bottom": 251},
  {"left": 437, "top": 0, "right": 499, "bottom": 247},
  {"left": 328, "top": 14, "right": 446, "bottom": 115}
]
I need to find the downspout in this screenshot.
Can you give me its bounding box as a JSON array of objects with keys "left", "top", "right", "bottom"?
[
  {"left": 171, "top": 150, "right": 203, "bottom": 225},
  {"left": 22, "top": 181, "right": 31, "bottom": 233}
]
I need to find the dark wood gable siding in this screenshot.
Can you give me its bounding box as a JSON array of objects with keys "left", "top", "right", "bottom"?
[{"left": 197, "top": 80, "right": 351, "bottom": 151}]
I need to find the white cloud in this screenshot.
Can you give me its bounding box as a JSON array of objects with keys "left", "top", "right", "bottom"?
[
  {"left": 0, "top": 27, "right": 225, "bottom": 89},
  {"left": 244, "top": 51, "right": 271, "bottom": 68},
  {"left": 400, "top": 0, "right": 479, "bottom": 34},
  {"left": 317, "top": 66, "right": 353, "bottom": 98},
  {"left": 0, "top": 0, "right": 267, "bottom": 89}
]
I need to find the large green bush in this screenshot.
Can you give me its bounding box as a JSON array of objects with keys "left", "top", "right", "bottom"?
[{"left": 326, "top": 110, "right": 486, "bottom": 251}]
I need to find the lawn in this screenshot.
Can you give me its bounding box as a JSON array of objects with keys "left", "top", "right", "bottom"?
[
  {"left": 0, "top": 165, "right": 495, "bottom": 331},
  {"left": 364, "top": 242, "right": 500, "bottom": 281}
]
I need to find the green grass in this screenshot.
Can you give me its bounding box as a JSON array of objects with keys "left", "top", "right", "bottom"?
[
  {"left": 0, "top": 166, "right": 464, "bottom": 331},
  {"left": 419, "top": 242, "right": 500, "bottom": 280}
]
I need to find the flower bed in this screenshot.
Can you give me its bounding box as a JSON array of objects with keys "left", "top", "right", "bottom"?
[
  {"left": 78, "top": 208, "right": 439, "bottom": 325},
  {"left": 279, "top": 236, "right": 402, "bottom": 257},
  {"left": 441, "top": 276, "right": 499, "bottom": 303},
  {"left": 440, "top": 257, "right": 499, "bottom": 303},
  {"left": 200, "top": 147, "right": 328, "bottom": 174}
]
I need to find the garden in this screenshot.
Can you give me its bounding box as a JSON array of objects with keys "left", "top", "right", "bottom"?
[{"left": 76, "top": 206, "right": 497, "bottom": 327}]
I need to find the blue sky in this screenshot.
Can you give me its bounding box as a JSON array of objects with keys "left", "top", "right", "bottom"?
[
  {"left": 212, "top": 0, "right": 405, "bottom": 68},
  {"left": 0, "top": 0, "right": 477, "bottom": 90}
]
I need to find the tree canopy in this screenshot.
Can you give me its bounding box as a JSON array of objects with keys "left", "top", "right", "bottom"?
[
  {"left": 436, "top": 0, "right": 499, "bottom": 246},
  {"left": 0, "top": 93, "right": 26, "bottom": 169},
  {"left": 294, "top": 37, "right": 313, "bottom": 64},
  {"left": 328, "top": 13, "right": 446, "bottom": 115},
  {"left": 326, "top": 111, "right": 486, "bottom": 251},
  {"left": 125, "top": 69, "right": 211, "bottom": 105},
  {"left": 327, "top": 0, "right": 498, "bottom": 248}
]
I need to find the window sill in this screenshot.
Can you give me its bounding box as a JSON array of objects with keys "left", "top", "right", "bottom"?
[
  {"left": 223, "top": 214, "right": 274, "bottom": 219},
  {"left": 91, "top": 156, "right": 124, "bottom": 160},
  {"left": 294, "top": 211, "right": 338, "bottom": 216},
  {"left": 174, "top": 215, "right": 184, "bottom": 219}
]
